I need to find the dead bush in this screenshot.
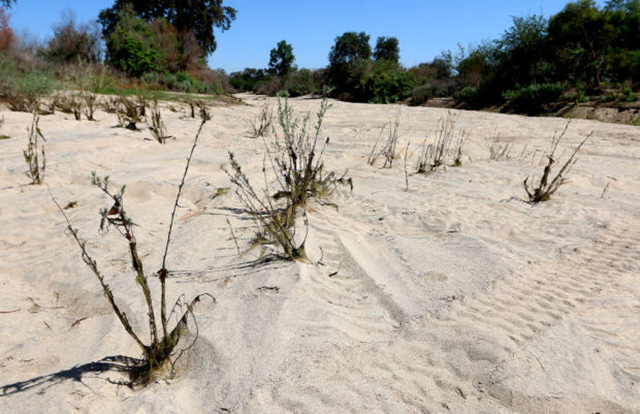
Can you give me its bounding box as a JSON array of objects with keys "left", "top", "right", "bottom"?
[
  {"left": 247, "top": 101, "right": 274, "bottom": 138},
  {"left": 416, "top": 111, "right": 466, "bottom": 173},
  {"left": 23, "top": 111, "right": 46, "bottom": 184},
  {"left": 523, "top": 124, "right": 591, "bottom": 203},
  {"left": 51, "top": 111, "right": 212, "bottom": 386}
]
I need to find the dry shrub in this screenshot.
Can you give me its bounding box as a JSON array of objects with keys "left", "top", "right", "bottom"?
[
  {"left": 416, "top": 111, "right": 466, "bottom": 173},
  {"left": 227, "top": 153, "right": 307, "bottom": 260},
  {"left": 523, "top": 123, "right": 591, "bottom": 203},
  {"left": 56, "top": 93, "right": 82, "bottom": 120},
  {"left": 81, "top": 91, "right": 99, "bottom": 121},
  {"left": 247, "top": 101, "right": 274, "bottom": 138},
  {"left": 23, "top": 111, "right": 46, "bottom": 185},
  {"left": 51, "top": 112, "right": 212, "bottom": 386},
  {"left": 484, "top": 134, "right": 514, "bottom": 161},
  {"left": 227, "top": 93, "right": 351, "bottom": 261},
  {"left": 148, "top": 96, "right": 170, "bottom": 143},
  {"left": 368, "top": 112, "right": 401, "bottom": 168},
  {"left": 181, "top": 98, "right": 208, "bottom": 118},
  {"left": 112, "top": 94, "right": 144, "bottom": 130},
  {"left": 4, "top": 92, "right": 39, "bottom": 113}
]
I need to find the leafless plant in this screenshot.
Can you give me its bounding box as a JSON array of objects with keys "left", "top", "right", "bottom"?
[
  {"left": 484, "top": 134, "right": 514, "bottom": 161},
  {"left": 148, "top": 96, "right": 170, "bottom": 144},
  {"left": 247, "top": 102, "right": 274, "bottom": 138},
  {"left": 523, "top": 124, "right": 591, "bottom": 203},
  {"left": 56, "top": 93, "right": 83, "bottom": 121},
  {"left": 5, "top": 92, "right": 39, "bottom": 113},
  {"left": 23, "top": 111, "right": 46, "bottom": 185},
  {"left": 81, "top": 91, "right": 99, "bottom": 121},
  {"left": 416, "top": 111, "right": 466, "bottom": 173},
  {"left": 403, "top": 142, "right": 410, "bottom": 191},
  {"left": 227, "top": 153, "right": 308, "bottom": 260},
  {"left": 114, "top": 95, "right": 143, "bottom": 130},
  {"left": 51, "top": 111, "right": 212, "bottom": 385},
  {"left": 368, "top": 112, "right": 401, "bottom": 168}
]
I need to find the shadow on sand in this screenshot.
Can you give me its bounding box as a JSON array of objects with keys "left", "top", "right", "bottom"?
[{"left": 0, "top": 355, "right": 145, "bottom": 396}]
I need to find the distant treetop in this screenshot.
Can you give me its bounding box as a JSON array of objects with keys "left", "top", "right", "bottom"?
[{"left": 98, "top": 0, "right": 236, "bottom": 55}]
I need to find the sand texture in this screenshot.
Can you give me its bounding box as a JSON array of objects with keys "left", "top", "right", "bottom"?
[{"left": 0, "top": 94, "right": 639, "bottom": 413}]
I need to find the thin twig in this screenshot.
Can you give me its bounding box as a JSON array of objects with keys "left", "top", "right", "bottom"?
[{"left": 160, "top": 115, "right": 209, "bottom": 339}]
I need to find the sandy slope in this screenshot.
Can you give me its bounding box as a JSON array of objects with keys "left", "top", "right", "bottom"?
[{"left": 0, "top": 94, "right": 638, "bottom": 414}]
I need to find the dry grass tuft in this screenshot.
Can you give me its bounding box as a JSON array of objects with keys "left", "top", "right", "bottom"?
[
  {"left": 368, "top": 112, "right": 401, "bottom": 168},
  {"left": 247, "top": 101, "right": 274, "bottom": 138},
  {"left": 416, "top": 111, "right": 466, "bottom": 173},
  {"left": 148, "top": 96, "right": 170, "bottom": 144},
  {"left": 23, "top": 111, "right": 46, "bottom": 185}
]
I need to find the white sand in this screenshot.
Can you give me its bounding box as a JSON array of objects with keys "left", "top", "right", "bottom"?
[{"left": 0, "top": 94, "right": 638, "bottom": 413}]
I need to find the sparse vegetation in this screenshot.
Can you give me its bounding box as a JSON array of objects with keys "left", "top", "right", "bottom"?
[
  {"left": 0, "top": 114, "right": 8, "bottom": 139},
  {"left": 416, "top": 112, "right": 466, "bottom": 173},
  {"left": 523, "top": 123, "right": 591, "bottom": 203},
  {"left": 51, "top": 112, "right": 212, "bottom": 385},
  {"left": 114, "top": 94, "right": 144, "bottom": 130},
  {"left": 81, "top": 91, "right": 99, "bottom": 121},
  {"left": 148, "top": 96, "right": 170, "bottom": 143},
  {"left": 247, "top": 101, "right": 274, "bottom": 138},
  {"left": 227, "top": 93, "right": 351, "bottom": 261},
  {"left": 269, "top": 93, "right": 351, "bottom": 207},
  {"left": 56, "top": 93, "right": 83, "bottom": 120},
  {"left": 368, "top": 112, "right": 401, "bottom": 168},
  {"left": 23, "top": 111, "right": 46, "bottom": 185},
  {"left": 484, "top": 135, "right": 514, "bottom": 161},
  {"left": 227, "top": 153, "right": 308, "bottom": 261}
]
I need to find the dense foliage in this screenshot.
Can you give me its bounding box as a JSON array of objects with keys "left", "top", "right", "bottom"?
[
  {"left": 99, "top": 0, "right": 236, "bottom": 56},
  {"left": 268, "top": 40, "right": 296, "bottom": 78}
]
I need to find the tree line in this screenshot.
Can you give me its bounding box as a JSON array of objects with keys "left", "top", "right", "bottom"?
[
  {"left": 1, "top": 0, "right": 638, "bottom": 114},
  {"left": 232, "top": 0, "right": 639, "bottom": 113}
]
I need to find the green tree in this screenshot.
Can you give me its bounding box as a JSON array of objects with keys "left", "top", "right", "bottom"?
[
  {"left": 105, "top": 5, "right": 163, "bottom": 76},
  {"left": 548, "top": 0, "right": 611, "bottom": 86},
  {"left": 268, "top": 40, "right": 296, "bottom": 77},
  {"left": 328, "top": 31, "right": 371, "bottom": 97},
  {"left": 328, "top": 31, "right": 371, "bottom": 66},
  {"left": 374, "top": 36, "right": 400, "bottom": 62},
  {"left": 99, "top": 0, "right": 236, "bottom": 56}
]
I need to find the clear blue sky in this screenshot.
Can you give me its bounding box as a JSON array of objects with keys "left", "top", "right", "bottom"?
[{"left": 6, "top": 0, "right": 605, "bottom": 73}]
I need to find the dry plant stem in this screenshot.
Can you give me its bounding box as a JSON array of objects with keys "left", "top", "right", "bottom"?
[
  {"left": 383, "top": 116, "right": 400, "bottom": 168},
  {"left": 50, "top": 112, "right": 212, "bottom": 381},
  {"left": 368, "top": 114, "right": 401, "bottom": 168},
  {"left": 50, "top": 192, "right": 148, "bottom": 354},
  {"left": 523, "top": 123, "right": 592, "bottom": 203},
  {"left": 23, "top": 111, "right": 46, "bottom": 185},
  {"left": 160, "top": 114, "right": 209, "bottom": 338},
  {"left": 82, "top": 91, "right": 98, "bottom": 121},
  {"left": 601, "top": 182, "right": 610, "bottom": 198},
  {"left": 403, "top": 142, "right": 410, "bottom": 191},
  {"left": 227, "top": 153, "right": 306, "bottom": 260},
  {"left": 416, "top": 111, "right": 465, "bottom": 173},
  {"left": 248, "top": 102, "right": 274, "bottom": 138},
  {"left": 149, "top": 97, "right": 170, "bottom": 144},
  {"left": 367, "top": 126, "right": 386, "bottom": 165},
  {"left": 485, "top": 134, "right": 513, "bottom": 161},
  {"left": 91, "top": 175, "right": 160, "bottom": 349}
]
